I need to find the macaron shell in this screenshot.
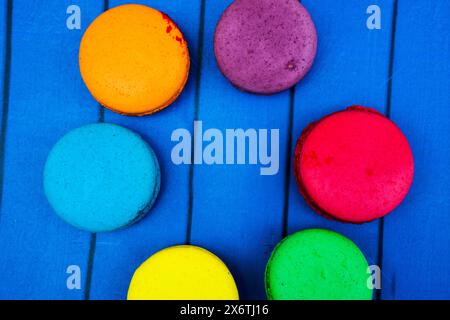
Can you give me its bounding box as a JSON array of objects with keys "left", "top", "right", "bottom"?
[
  {"left": 214, "top": 0, "right": 317, "bottom": 94},
  {"left": 265, "top": 229, "right": 373, "bottom": 300},
  {"left": 44, "top": 123, "right": 160, "bottom": 232},
  {"left": 127, "top": 245, "right": 239, "bottom": 300},
  {"left": 79, "top": 4, "right": 190, "bottom": 116},
  {"left": 294, "top": 107, "right": 414, "bottom": 223}
]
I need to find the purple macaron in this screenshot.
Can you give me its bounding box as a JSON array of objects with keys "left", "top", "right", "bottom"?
[{"left": 214, "top": 0, "right": 317, "bottom": 94}]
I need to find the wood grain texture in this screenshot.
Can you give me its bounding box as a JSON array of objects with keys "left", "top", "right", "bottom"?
[
  {"left": 0, "top": 0, "right": 7, "bottom": 130},
  {"left": 286, "top": 0, "right": 395, "bottom": 299},
  {"left": 88, "top": 0, "right": 202, "bottom": 300},
  {"left": 381, "top": 0, "right": 450, "bottom": 299},
  {"left": 189, "top": 0, "right": 290, "bottom": 300},
  {"left": 0, "top": 0, "right": 10, "bottom": 204},
  {"left": 0, "top": 0, "right": 104, "bottom": 299},
  {"left": 0, "top": 0, "right": 449, "bottom": 300}
]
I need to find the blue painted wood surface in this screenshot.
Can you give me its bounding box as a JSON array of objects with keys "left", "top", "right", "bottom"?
[
  {"left": 0, "top": 0, "right": 7, "bottom": 133},
  {"left": 190, "top": 0, "right": 290, "bottom": 300},
  {"left": 0, "top": 0, "right": 104, "bottom": 299},
  {"left": 381, "top": 0, "right": 450, "bottom": 300},
  {"left": 89, "top": 0, "right": 202, "bottom": 300},
  {"left": 286, "top": 0, "right": 394, "bottom": 298},
  {"left": 0, "top": 0, "right": 449, "bottom": 300}
]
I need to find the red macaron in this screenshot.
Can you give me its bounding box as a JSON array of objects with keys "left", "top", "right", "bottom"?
[{"left": 294, "top": 106, "right": 414, "bottom": 223}]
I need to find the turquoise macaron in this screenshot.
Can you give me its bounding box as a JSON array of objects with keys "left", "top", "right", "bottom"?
[{"left": 44, "top": 123, "right": 160, "bottom": 232}]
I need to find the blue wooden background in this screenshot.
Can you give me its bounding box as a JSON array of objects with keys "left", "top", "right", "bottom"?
[{"left": 0, "top": 0, "right": 449, "bottom": 300}]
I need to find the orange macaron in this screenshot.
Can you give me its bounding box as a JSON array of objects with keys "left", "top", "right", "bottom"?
[{"left": 79, "top": 4, "right": 190, "bottom": 116}]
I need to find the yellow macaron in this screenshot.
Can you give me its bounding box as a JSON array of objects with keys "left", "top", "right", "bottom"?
[
  {"left": 127, "top": 245, "right": 239, "bottom": 300},
  {"left": 79, "top": 4, "right": 190, "bottom": 116}
]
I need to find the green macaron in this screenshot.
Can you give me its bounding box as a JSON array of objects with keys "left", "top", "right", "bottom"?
[{"left": 265, "top": 229, "right": 373, "bottom": 300}]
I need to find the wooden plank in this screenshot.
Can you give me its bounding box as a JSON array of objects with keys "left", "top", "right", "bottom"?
[
  {"left": 381, "top": 0, "right": 450, "bottom": 300},
  {"left": 0, "top": 0, "right": 104, "bottom": 299},
  {"left": 88, "top": 0, "right": 202, "bottom": 300},
  {"left": 189, "top": 0, "right": 291, "bottom": 300},
  {"left": 0, "top": 0, "right": 446, "bottom": 301},
  {"left": 287, "top": 0, "right": 395, "bottom": 297},
  {"left": 0, "top": 0, "right": 7, "bottom": 131}
]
